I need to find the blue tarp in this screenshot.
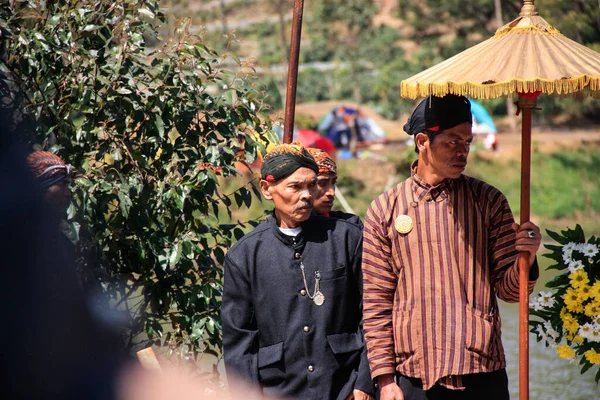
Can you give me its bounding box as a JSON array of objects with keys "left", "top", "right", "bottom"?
[{"left": 470, "top": 100, "right": 497, "bottom": 134}]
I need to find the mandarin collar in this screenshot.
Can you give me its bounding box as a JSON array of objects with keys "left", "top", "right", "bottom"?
[
  {"left": 268, "top": 210, "right": 307, "bottom": 247},
  {"left": 410, "top": 160, "right": 456, "bottom": 202}
]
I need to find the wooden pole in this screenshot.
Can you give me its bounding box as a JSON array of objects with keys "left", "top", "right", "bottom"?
[
  {"left": 517, "top": 94, "right": 536, "bottom": 400},
  {"left": 283, "top": 0, "right": 305, "bottom": 144},
  {"left": 137, "top": 347, "right": 162, "bottom": 370}
]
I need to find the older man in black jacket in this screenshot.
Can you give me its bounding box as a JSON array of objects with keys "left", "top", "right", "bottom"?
[{"left": 222, "top": 142, "right": 373, "bottom": 400}]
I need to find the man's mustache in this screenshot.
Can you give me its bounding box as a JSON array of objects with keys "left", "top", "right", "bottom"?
[{"left": 294, "top": 201, "right": 313, "bottom": 210}]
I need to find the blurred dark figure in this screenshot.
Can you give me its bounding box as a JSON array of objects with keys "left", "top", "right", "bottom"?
[{"left": 0, "top": 113, "right": 125, "bottom": 399}]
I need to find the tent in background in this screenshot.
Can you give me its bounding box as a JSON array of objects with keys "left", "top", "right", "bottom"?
[
  {"left": 470, "top": 100, "right": 497, "bottom": 135},
  {"left": 318, "top": 106, "right": 387, "bottom": 148},
  {"left": 296, "top": 129, "right": 336, "bottom": 158}
]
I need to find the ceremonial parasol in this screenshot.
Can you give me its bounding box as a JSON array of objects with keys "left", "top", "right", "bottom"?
[{"left": 400, "top": 1, "right": 600, "bottom": 399}]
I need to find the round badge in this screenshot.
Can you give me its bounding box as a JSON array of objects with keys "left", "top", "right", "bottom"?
[{"left": 395, "top": 215, "right": 413, "bottom": 234}]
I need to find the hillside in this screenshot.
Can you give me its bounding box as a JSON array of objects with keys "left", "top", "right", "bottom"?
[{"left": 165, "top": 0, "right": 600, "bottom": 125}]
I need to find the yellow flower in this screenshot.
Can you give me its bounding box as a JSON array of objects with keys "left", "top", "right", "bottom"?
[
  {"left": 590, "top": 281, "right": 600, "bottom": 300},
  {"left": 557, "top": 344, "right": 576, "bottom": 359},
  {"left": 569, "top": 269, "right": 590, "bottom": 288},
  {"left": 577, "top": 284, "right": 592, "bottom": 301},
  {"left": 560, "top": 308, "right": 580, "bottom": 334},
  {"left": 584, "top": 300, "right": 600, "bottom": 318},
  {"left": 564, "top": 333, "right": 584, "bottom": 343},
  {"left": 584, "top": 349, "right": 600, "bottom": 365},
  {"left": 563, "top": 288, "right": 584, "bottom": 313},
  {"left": 574, "top": 335, "right": 585, "bottom": 343}
]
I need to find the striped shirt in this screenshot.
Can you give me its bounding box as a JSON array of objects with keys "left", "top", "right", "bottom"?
[{"left": 362, "top": 164, "right": 538, "bottom": 390}]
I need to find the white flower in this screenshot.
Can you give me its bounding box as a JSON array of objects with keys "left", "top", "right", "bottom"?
[
  {"left": 563, "top": 252, "right": 573, "bottom": 264},
  {"left": 563, "top": 242, "right": 577, "bottom": 253},
  {"left": 568, "top": 260, "right": 584, "bottom": 273},
  {"left": 538, "top": 291, "right": 555, "bottom": 309},
  {"left": 536, "top": 324, "right": 557, "bottom": 348},
  {"left": 579, "top": 323, "right": 594, "bottom": 340},
  {"left": 544, "top": 321, "right": 560, "bottom": 339},
  {"left": 529, "top": 298, "right": 539, "bottom": 309},
  {"left": 581, "top": 243, "right": 599, "bottom": 258},
  {"left": 589, "top": 327, "right": 600, "bottom": 343},
  {"left": 250, "top": 102, "right": 256, "bottom": 111}
]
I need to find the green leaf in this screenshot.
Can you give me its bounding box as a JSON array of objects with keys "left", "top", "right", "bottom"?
[
  {"left": 169, "top": 243, "right": 181, "bottom": 267},
  {"left": 545, "top": 274, "right": 570, "bottom": 288},
  {"left": 581, "top": 361, "right": 594, "bottom": 375},
  {"left": 207, "top": 319, "right": 215, "bottom": 335},
  {"left": 546, "top": 229, "right": 568, "bottom": 245},
  {"left": 117, "top": 192, "right": 132, "bottom": 218},
  {"left": 213, "top": 247, "right": 225, "bottom": 265},
  {"left": 154, "top": 113, "right": 165, "bottom": 137},
  {"left": 136, "top": 241, "right": 146, "bottom": 260}
]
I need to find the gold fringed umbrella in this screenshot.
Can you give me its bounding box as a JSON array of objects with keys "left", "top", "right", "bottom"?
[
  {"left": 400, "top": 2, "right": 600, "bottom": 400},
  {"left": 401, "top": 3, "right": 600, "bottom": 100}
]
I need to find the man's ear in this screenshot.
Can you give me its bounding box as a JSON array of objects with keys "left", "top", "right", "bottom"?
[
  {"left": 415, "top": 132, "right": 429, "bottom": 151},
  {"left": 259, "top": 179, "right": 273, "bottom": 200}
]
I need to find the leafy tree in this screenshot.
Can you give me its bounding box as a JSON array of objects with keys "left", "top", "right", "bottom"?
[{"left": 0, "top": 0, "right": 271, "bottom": 366}]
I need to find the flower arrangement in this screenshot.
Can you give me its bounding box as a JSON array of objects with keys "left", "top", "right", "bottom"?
[{"left": 529, "top": 225, "right": 600, "bottom": 382}]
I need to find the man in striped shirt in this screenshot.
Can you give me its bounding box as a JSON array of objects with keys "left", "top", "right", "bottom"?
[{"left": 362, "top": 95, "right": 542, "bottom": 400}]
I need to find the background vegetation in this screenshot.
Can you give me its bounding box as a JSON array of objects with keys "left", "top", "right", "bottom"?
[{"left": 176, "top": 0, "right": 600, "bottom": 122}]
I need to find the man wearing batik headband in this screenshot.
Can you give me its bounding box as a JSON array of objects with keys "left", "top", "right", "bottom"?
[
  {"left": 223, "top": 142, "right": 374, "bottom": 400},
  {"left": 27, "top": 151, "right": 73, "bottom": 215},
  {"left": 307, "top": 147, "right": 362, "bottom": 226},
  {"left": 362, "top": 95, "right": 543, "bottom": 400}
]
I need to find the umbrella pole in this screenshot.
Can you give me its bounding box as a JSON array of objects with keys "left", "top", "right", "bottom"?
[
  {"left": 518, "top": 95, "right": 536, "bottom": 400},
  {"left": 283, "top": 0, "right": 305, "bottom": 144}
]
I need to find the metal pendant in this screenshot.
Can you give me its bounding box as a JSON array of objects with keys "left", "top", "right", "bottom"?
[
  {"left": 313, "top": 291, "right": 325, "bottom": 306},
  {"left": 394, "top": 215, "right": 413, "bottom": 234}
]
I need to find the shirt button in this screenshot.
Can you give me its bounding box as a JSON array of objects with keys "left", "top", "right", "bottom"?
[
  {"left": 303, "top": 326, "right": 310, "bottom": 332},
  {"left": 295, "top": 253, "right": 301, "bottom": 259},
  {"left": 300, "top": 289, "right": 307, "bottom": 296},
  {"left": 424, "top": 195, "right": 432, "bottom": 202},
  {"left": 307, "top": 365, "right": 314, "bottom": 372}
]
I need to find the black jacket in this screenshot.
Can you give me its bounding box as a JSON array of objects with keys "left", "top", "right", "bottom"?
[{"left": 222, "top": 214, "right": 373, "bottom": 399}]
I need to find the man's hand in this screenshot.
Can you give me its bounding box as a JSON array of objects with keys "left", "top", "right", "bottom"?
[
  {"left": 345, "top": 389, "right": 373, "bottom": 400},
  {"left": 512, "top": 221, "right": 542, "bottom": 266},
  {"left": 377, "top": 374, "right": 404, "bottom": 400}
]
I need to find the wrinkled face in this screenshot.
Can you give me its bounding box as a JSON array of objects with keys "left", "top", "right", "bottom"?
[
  {"left": 313, "top": 172, "right": 337, "bottom": 215},
  {"left": 417, "top": 122, "right": 473, "bottom": 182},
  {"left": 260, "top": 167, "right": 318, "bottom": 228},
  {"left": 45, "top": 179, "right": 72, "bottom": 216}
]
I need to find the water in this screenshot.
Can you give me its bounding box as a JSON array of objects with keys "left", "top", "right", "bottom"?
[{"left": 500, "top": 265, "right": 600, "bottom": 399}]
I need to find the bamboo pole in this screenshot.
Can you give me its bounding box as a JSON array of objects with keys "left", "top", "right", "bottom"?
[{"left": 283, "top": 0, "right": 305, "bottom": 144}]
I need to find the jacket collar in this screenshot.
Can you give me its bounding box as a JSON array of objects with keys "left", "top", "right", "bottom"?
[{"left": 268, "top": 210, "right": 307, "bottom": 247}]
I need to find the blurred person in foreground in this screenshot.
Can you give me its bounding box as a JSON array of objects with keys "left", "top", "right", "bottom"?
[
  {"left": 306, "top": 147, "right": 362, "bottom": 227},
  {"left": 0, "top": 119, "right": 258, "bottom": 400},
  {"left": 362, "top": 95, "right": 542, "bottom": 400},
  {"left": 222, "top": 142, "right": 374, "bottom": 399},
  {"left": 26, "top": 150, "right": 106, "bottom": 300}
]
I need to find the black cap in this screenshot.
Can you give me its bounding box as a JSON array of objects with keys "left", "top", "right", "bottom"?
[{"left": 403, "top": 95, "right": 472, "bottom": 136}]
